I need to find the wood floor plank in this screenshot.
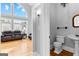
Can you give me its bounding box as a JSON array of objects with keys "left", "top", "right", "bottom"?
[
  {"left": 0, "top": 39, "right": 32, "bottom": 56},
  {"left": 50, "top": 48, "right": 73, "bottom": 56}
]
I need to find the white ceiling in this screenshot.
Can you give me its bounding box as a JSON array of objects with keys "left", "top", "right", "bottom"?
[{"left": 28, "top": 3, "right": 38, "bottom": 7}]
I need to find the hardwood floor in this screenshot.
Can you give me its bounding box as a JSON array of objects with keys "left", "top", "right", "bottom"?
[
  {"left": 0, "top": 39, "right": 74, "bottom": 56},
  {"left": 0, "top": 39, "right": 32, "bottom": 56},
  {"left": 50, "top": 48, "right": 73, "bottom": 56}
]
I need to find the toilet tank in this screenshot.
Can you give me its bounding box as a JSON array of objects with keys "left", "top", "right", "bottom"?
[{"left": 56, "top": 35, "right": 65, "bottom": 43}]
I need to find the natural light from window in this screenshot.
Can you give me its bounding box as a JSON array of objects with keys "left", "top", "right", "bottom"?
[
  {"left": 1, "top": 3, "right": 11, "bottom": 15},
  {"left": 1, "top": 3, "right": 28, "bottom": 17}
]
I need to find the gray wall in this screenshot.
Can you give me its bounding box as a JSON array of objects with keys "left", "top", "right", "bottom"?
[
  {"left": 50, "top": 3, "right": 79, "bottom": 48},
  {"left": 50, "top": 4, "right": 57, "bottom": 49}
]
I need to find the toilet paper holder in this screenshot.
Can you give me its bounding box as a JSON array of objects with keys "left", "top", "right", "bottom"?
[{"left": 57, "top": 26, "right": 67, "bottom": 29}]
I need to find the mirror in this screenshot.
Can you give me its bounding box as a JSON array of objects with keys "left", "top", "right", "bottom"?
[{"left": 72, "top": 14, "right": 79, "bottom": 28}]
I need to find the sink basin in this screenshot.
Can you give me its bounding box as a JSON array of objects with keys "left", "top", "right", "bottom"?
[{"left": 67, "top": 34, "right": 79, "bottom": 41}]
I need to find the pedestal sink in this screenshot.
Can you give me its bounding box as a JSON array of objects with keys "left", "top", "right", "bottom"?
[{"left": 67, "top": 34, "right": 79, "bottom": 56}]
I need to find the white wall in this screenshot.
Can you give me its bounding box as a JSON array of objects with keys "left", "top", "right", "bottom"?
[
  {"left": 40, "top": 4, "right": 50, "bottom": 56},
  {"left": 33, "top": 4, "right": 50, "bottom": 56},
  {"left": 33, "top": 4, "right": 42, "bottom": 55},
  {"left": 21, "top": 3, "right": 32, "bottom": 36}
]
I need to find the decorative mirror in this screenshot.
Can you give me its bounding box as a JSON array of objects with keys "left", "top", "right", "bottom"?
[{"left": 72, "top": 14, "right": 79, "bottom": 28}]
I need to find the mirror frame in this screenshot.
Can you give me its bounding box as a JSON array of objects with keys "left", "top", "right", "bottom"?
[{"left": 72, "top": 14, "right": 79, "bottom": 28}]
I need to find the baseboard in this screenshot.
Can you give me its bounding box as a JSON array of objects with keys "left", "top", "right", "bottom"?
[{"left": 62, "top": 45, "right": 74, "bottom": 53}]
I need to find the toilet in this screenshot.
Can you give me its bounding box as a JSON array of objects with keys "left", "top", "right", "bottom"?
[{"left": 54, "top": 35, "right": 65, "bottom": 54}]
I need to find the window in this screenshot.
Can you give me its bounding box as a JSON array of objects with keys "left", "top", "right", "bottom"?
[
  {"left": 1, "top": 3, "right": 28, "bottom": 17},
  {"left": 1, "top": 18, "right": 12, "bottom": 32},
  {"left": 1, "top": 3, "right": 11, "bottom": 15},
  {"left": 0, "top": 3, "right": 28, "bottom": 33},
  {"left": 14, "top": 3, "right": 27, "bottom": 17}
]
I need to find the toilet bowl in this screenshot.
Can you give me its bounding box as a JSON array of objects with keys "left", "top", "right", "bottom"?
[{"left": 54, "top": 35, "right": 65, "bottom": 54}]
